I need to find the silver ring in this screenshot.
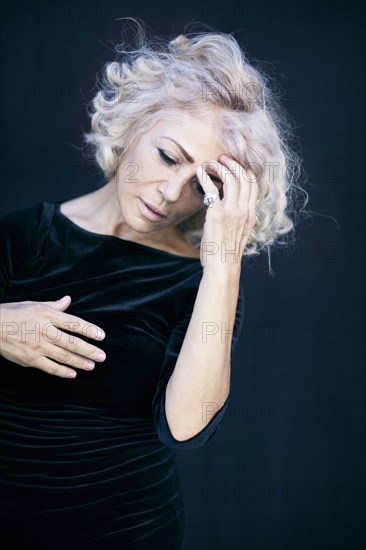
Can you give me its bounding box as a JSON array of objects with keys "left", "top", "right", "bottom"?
[{"left": 203, "top": 192, "right": 219, "bottom": 207}]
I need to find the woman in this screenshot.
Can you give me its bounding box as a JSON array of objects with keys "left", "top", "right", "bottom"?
[{"left": 0, "top": 19, "right": 304, "bottom": 549}]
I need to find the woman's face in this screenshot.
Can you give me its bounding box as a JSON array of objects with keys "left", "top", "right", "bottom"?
[{"left": 113, "top": 111, "right": 227, "bottom": 239}]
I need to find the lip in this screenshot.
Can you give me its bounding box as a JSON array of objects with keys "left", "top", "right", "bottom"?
[{"left": 138, "top": 198, "right": 168, "bottom": 220}]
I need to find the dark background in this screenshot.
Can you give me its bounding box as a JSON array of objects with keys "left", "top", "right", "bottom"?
[{"left": 0, "top": 1, "right": 364, "bottom": 549}]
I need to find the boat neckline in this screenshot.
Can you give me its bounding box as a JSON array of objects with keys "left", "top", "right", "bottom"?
[{"left": 52, "top": 200, "right": 201, "bottom": 262}]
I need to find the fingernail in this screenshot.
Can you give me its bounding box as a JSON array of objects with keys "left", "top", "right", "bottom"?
[
  {"left": 85, "top": 361, "right": 95, "bottom": 370},
  {"left": 96, "top": 329, "right": 105, "bottom": 340},
  {"left": 97, "top": 352, "right": 106, "bottom": 361}
]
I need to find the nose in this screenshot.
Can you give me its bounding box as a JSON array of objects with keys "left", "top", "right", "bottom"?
[{"left": 157, "top": 178, "right": 187, "bottom": 203}]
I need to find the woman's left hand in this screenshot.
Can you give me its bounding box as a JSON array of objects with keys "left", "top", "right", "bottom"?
[{"left": 197, "top": 154, "right": 259, "bottom": 272}]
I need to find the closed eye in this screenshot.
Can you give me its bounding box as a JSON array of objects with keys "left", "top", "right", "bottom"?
[
  {"left": 158, "top": 148, "right": 177, "bottom": 166},
  {"left": 157, "top": 148, "right": 223, "bottom": 196}
]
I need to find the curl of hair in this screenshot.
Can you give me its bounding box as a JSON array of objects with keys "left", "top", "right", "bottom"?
[{"left": 82, "top": 17, "right": 311, "bottom": 275}]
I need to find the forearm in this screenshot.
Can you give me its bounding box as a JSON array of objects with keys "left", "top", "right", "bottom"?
[{"left": 165, "top": 266, "right": 241, "bottom": 441}]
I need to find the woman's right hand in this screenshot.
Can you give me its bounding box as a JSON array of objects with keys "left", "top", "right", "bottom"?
[{"left": 0, "top": 295, "right": 106, "bottom": 379}]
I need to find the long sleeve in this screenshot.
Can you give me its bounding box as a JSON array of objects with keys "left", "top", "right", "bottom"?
[{"left": 151, "top": 278, "right": 245, "bottom": 451}]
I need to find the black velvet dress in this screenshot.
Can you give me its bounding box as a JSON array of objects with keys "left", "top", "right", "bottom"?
[{"left": 0, "top": 200, "right": 245, "bottom": 549}]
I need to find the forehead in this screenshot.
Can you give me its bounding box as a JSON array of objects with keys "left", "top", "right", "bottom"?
[{"left": 148, "top": 111, "right": 226, "bottom": 162}]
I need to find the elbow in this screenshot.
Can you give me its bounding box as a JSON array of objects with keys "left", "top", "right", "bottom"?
[
  {"left": 152, "top": 401, "right": 227, "bottom": 452},
  {"left": 152, "top": 387, "right": 229, "bottom": 451},
  {"left": 155, "top": 424, "right": 218, "bottom": 452},
  {"left": 153, "top": 405, "right": 211, "bottom": 451},
  {"left": 164, "top": 412, "right": 214, "bottom": 443}
]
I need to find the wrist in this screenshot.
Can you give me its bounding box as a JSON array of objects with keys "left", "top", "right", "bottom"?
[{"left": 202, "top": 262, "right": 242, "bottom": 286}]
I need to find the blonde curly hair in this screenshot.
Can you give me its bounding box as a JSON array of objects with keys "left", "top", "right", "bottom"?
[{"left": 82, "top": 18, "right": 310, "bottom": 275}]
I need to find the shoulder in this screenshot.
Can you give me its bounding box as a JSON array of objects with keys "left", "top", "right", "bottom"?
[
  {"left": 0, "top": 200, "right": 53, "bottom": 280},
  {"left": 0, "top": 201, "right": 49, "bottom": 236},
  {"left": 58, "top": 196, "right": 91, "bottom": 228}
]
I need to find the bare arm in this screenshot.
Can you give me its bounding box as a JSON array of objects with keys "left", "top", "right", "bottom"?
[{"left": 165, "top": 265, "right": 241, "bottom": 441}]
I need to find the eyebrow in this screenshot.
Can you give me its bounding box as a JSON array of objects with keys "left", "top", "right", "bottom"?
[
  {"left": 158, "top": 136, "right": 194, "bottom": 163},
  {"left": 157, "top": 135, "right": 223, "bottom": 183}
]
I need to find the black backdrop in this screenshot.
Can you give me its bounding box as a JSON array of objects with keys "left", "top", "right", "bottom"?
[{"left": 0, "top": 1, "right": 365, "bottom": 549}]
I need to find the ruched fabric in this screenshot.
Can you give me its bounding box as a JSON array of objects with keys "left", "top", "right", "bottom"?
[{"left": 0, "top": 200, "right": 245, "bottom": 548}]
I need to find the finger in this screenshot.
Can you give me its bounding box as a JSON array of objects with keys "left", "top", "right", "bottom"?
[
  {"left": 218, "top": 155, "right": 248, "bottom": 208},
  {"left": 240, "top": 166, "right": 258, "bottom": 219},
  {"left": 28, "top": 355, "right": 78, "bottom": 379},
  {"left": 47, "top": 308, "right": 105, "bottom": 341},
  {"left": 246, "top": 168, "right": 259, "bottom": 229},
  {"left": 41, "top": 329, "right": 106, "bottom": 365},
  {"left": 43, "top": 340, "right": 100, "bottom": 371},
  {"left": 203, "top": 157, "right": 241, "bottom": 208},
  {"left": 42, "top": 295, "right": 72, "bottom": 310},
  {"left": 196, "top": 165, "right": 222, "bottom": 206}
]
